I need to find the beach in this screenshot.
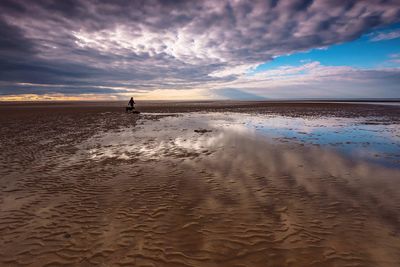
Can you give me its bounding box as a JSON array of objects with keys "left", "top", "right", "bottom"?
[{"left": 0, "top": 101, "right": 400, "bottom": 267}]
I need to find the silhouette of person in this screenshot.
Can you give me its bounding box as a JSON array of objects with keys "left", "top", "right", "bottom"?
[{"left": 128, "top": 97, "right": 135, "bottom": 109}]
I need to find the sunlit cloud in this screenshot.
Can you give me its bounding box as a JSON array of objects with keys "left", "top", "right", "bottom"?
[{"left": 209, "top": 64, "right": 260, "bottom": 78}]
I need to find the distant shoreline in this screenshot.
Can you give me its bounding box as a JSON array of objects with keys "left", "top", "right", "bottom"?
[
  {"left": 1, "top": 99, "right": 399, "bottom": 105},
  {"left": 1, "top": 100, "right": 399, "bottom": 121}
]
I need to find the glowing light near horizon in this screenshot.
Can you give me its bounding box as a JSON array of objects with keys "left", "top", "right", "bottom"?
[
  {"left": 0, "top": 94, "right": 120, "bottom": 102},
  {"left": 0, "top": 89, "right": 214, "bottom": 101},
  {"left": 134, "top": 89, "right": 212, "bottom": 100}
]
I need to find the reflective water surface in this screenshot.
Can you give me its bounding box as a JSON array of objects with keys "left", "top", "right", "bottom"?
[{"left": 82, "top": 112, "right": 400, "bottom": 168}]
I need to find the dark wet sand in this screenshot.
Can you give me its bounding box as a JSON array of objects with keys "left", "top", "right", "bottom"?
[
  {"left": 2, "top": 100, "right": 400, "bottom": 119},
  {"left": 0, "top": 101, "right": 400, "bottom": 267}
]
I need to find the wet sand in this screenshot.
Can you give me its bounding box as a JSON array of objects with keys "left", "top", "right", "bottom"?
[{"left": 0, "top": 101, "right": 400, "bottom": 267}]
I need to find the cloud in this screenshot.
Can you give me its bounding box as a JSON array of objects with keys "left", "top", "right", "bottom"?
[
  {"left": 370, "top": 29, "right": 400, "bottom": 41},
  {"left": 0, "top": 0, "right": 400, "bottom": 99},
  {"left": 213, "top": 61, "right": 400, "bottom": 98},
  {"left": 209, "top": 63, "right": 259, "bottom": 78},
  {"left": 388, "top": 53, "right": 400, "bottom": 64}
]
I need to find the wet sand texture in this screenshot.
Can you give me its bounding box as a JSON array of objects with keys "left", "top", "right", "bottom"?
[{"left": 0, "top": 102, "right": 400, "bottom": 267}]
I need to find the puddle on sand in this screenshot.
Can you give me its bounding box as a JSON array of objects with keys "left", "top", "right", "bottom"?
[
  {"left": 233, "top": 114, "right": 400, "bottom": 168},
  {"left": 145, "top": 112, "right": 400, "bottom": 168},
  {"left": 77, "top": 114, "right": 217, "bottom": 162},
  {"left": 216, "top": 113, "right": 398, "bottom": 167},
  {"left": 78, "top": 112, "right": 399, "bottom": 169}
]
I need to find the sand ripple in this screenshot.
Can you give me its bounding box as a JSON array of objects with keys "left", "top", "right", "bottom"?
[{"left": 1, "top": 107, "right": 399, "bottom": 267}]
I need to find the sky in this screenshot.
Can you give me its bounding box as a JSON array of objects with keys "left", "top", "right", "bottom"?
[{"left": 0, "top": 0, "right": 399, "bottom": 101}]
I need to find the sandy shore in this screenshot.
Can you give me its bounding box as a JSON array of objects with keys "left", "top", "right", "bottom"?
[{"left": 0, "top": 102, "right": 399, "bottom": 266}]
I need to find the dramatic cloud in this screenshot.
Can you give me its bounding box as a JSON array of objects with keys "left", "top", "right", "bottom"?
[{"left": 0, "top": 0, "right": 399, "bottom": 99}]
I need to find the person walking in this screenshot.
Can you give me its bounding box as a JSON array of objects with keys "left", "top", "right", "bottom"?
[{"left": 128, "top": 97, "right": 135, "bottom": 110}]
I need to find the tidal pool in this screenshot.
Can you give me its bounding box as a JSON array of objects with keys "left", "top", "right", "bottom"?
[{"left": 128, "top": 112, "right": 400, "bottom": 168}]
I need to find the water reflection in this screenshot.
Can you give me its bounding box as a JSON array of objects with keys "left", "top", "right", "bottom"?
[
  {"left": 78, "top": 112, "right": 400, "bottom": 224},
  {"left": 80, "top": 112, "right": 399, "bottom": 168},
  {"left": 202, "top": 113, "right": 399, "bottom": 167}
]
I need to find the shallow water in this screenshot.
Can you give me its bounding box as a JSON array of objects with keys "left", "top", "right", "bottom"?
[
  {"left": 107, "top": 112, "right": 398, "bottom": 168},
  {"left": 228, "top": 113, "right": 399, "bottom": 168}
]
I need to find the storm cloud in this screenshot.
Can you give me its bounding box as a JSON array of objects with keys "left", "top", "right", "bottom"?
[{"left": 0, "top": 0, "right": 399, "bottom": 99}]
